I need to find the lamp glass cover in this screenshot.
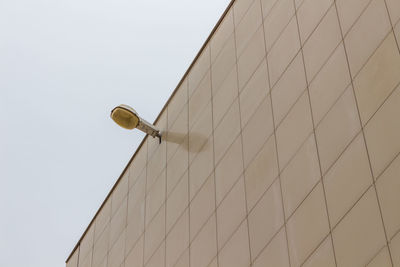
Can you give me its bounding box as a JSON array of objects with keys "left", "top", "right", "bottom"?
[{"left": 111, "top": 107, "right": 139, "bottom": 129}]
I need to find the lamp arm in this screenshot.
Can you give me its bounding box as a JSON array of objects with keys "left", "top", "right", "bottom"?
[{"left": 137, "top": 119, "right": 161, "bottom": 142}]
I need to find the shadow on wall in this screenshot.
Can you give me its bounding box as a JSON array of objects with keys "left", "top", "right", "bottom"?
[{"left": 162, "top": 131, "right": 208, "bottom": 153}]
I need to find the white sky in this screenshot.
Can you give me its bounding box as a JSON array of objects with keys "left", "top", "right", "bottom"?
[{"left": 0, "top": 0, "right": 231, "bottom": 266}]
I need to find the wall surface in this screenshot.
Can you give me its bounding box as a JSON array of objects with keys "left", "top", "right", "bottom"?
[{"left": 66, "top": 0, "right": 400, "bottom": 266}]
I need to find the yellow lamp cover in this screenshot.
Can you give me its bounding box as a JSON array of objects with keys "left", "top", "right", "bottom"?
[{"left": 110, "top": 105, "right": 139, "bottom": 130}]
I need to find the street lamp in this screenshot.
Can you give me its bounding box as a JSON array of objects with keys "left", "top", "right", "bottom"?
[{"left": 110, "top": 104, "right": 161, "bottom": 143}]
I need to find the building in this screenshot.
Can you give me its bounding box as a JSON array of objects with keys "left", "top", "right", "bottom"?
[{"left": 66, "top": 0, "right": 400, "bottom": 266}]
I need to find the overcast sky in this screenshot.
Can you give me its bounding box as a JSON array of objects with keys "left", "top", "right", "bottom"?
[{"left": 0, "top": 0, "right": 230, "bottom": 266}]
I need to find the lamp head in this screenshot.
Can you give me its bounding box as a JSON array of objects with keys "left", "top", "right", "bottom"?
[{"left": 110, "top": 104, "right": 139, "bottom": 130}]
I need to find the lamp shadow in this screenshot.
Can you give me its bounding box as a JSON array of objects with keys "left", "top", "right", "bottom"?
[{"left": 162, "top": 131, "right": 208, "bottom": 153}]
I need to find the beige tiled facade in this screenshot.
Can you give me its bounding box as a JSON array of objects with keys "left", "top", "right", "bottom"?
[{"left": 67, "top": 0, "right": 400, "bottom": 266}]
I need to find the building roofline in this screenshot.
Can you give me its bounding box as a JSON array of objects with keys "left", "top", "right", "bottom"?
[{"left": 66, "top": 0, "right": 236, "bottom": 262}]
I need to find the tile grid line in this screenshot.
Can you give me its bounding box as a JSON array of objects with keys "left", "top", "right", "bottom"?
[
  {"left": 76, "top": 241, "right": 80, "bottom": 267},
  {"left": 332, "top": 0, "right": 395, "bottom": 265},
  {"left": 365, "top": 244, "right": 392, "bottom": 266},
  {"left": 88, "top": 214, "right": 94, "bottom": 267},
  {"left": 165, "top": 105, "right": 169, "bottom": 267},
  {"left": 394, "top": 19, "right": 400, "bottom": 52},
  {"left": 262, "top": 2, "right": 296, "bottom": 53},
  {"left": 122, "top": 169, "right": 130, "bottom": 265},
  {"left": 259, "top": 0, "right": 292, "bottom": 266},
  {"left": 186, "top": 70, "right": 192, "bottom": 267},
  {"left": 231, "top": 2, "right": 253, "bottom": 264},
  {"left": 354, "top": 38, "right": 400, "bottom": 129},
  {"left": 291, "top": 1, "right": 339, "bottom": 266},
  {"left": 208, "top": 21, "right": 221, "bottom": 266},
  {"left": 141, "top": 141, "right": 148, "bottom": 267}
]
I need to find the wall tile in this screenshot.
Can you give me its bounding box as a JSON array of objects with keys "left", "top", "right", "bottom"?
[
  {"left": 166, "top": 174, "right": 188, "bottom": 233},
  {"left": 109, "top": 198, "right": 127, "bottom": 247},
  {"left": 242, "top": 95, "right": 274, "bottom": 168},
  {"left": 189, "top": 137, "right": 214, "bottom": 200},
  {"left": 111, "top": 172, "right": 129, "bottom": 216},
  {"left": 237, "top": 26, "right": 266, "bottom": 90},
  {"left": 129, "top": 143, "right": 147, "bottom": 189},
  {"left": 281, "top": 134, "right": 320, "bottom": 219},
  {"left": 333, "top": 187, "right": 386, "bottom": 267},
  {"left": 189, "top": 102, "right": 212, "bottom": 162},
  {"left": 92, "top": 224, "right": 109, "bottom": 267},
  {"left": 173, "top": 249, "right": 189, "bottom": 267},
  {"left": 353, "top": 33, "right": 400, "bottom": 125},
  {"left": 144, "top": 207, "right": 165, "bottom": 263},
  {"left": 234, "top": 0, "right": 255, "bottom": 26},
  {"left": 167, "top": 104, "right": 188, "bottom": 161},
  {"left": 166, "top": 142, "right": 188, "bottom": 196},
  {"left": 248, "top": 180, "right": 284, "bottom": 258},
  {"left": 303, "top": 6, "right": 341, "bottom": 82},
  {"left": 145, "top": 172, "right": 165, "bottom": 226},
  {"left": 125, "top": 235, "right": 143, "bottom": 267},
  {"left": 366, "top": 247, "right": 392, "bottom": 267},
  {"left": 252, "top": 228, "right": 289, "bottom": 267},
  {"left": 211, "top": 35, "right": 236, "bottom": 92},
  {"left": 67, "top": 248, "right": 79, "bottom": 267},
  {"left": 271, "top": 53, "right": 306, "bottom": 127},
  {"left": 166, "top": 210, "right": 189, "bottom": 267},
  {"left": 217, "top": 177, "right": 247, "bottom": 249},
  {"left": 276, "top": 92, "right": 313, "bottom": 170},
  {"left": 316, "top": 86, "right": 361, "bottom": 174},
  {"left": 309, "top": 43, "right": 351, "bottom": 124},
  {"left": 126, "top": 203, "right": 145, "bottom": 255},
  {"left": 78, "top": 252, "right": 92, "bottom": 267},
  {"left": 260, "top": 0, "right": 279, "bottom": 19},
  {"left": 211, "top": 10, "right": 234, "bottom": 63},
  {"left": 345, "top": 0, "right": 391, "bottom": 77},
  {"left": 263, "top": 0, "right": 295, "bottom": 52},
  {"left": 336, "top": 0, "right": 372, "bottom": 35},
  {"left": 302, "top": 236, "right": 336, "bottom": 267},
  {"left": 297, "top": 0, "right": 332, "bottom": 44},
  {"left": 189, "top": 71, "right": 212, "bottom": 129},
  {"left": 244, "top": 135, "right": 278, "bottom": 211},
  {"left": 218, "top": 221, "right": 251, "bottom": 267},
  {"left": 215, "top": 136, "right": 243, "bottom": 205},
  {"left": 239, "top": 59, "right": 269, "bottom": 126},
  {"left": 390, "top": 231, "right": 400, "bottom": 267},
  {"left": 146, "top": 144, "right": 166, "bottom": 192},
  {"left": 287, "top": 183, "right": 330, "bottom": 267},
  {"left": 145, "top": 242, "right": 165, "bottom": 267},
  {"left": 235, "top": 0, "right": 263, "bottom": 57},
  {"left": 364, "top": 84, "right": 400, "bottom": 178},
  {"left": 213, "top": 67, "right": 238, "bottom": 127},
  {"left": 189, "top": 46, "right": 211, "bottom": 97},
  {"left": 190, "top": 174, "right": 215, "bottom": 241},
  {"left": 79, "top": 225, "right": 94, "bottom": 262},
  {"left": 190, "top": 215, "right": 217, "bottom": 267},
  {"left": 376, "top": 154, "right": 400, "bottom": 239},
  {"left": 168, "top": 80, "right": 188, "bottom": 130},
  {"left": 267, "top": 17, "right": 300, "bottom": 86},
  {"left": 207, "top": 257, "right": 217, "bottom": 267},
  {"left": 127, "top": 172, "right": 146, "bottom": 223},
  {"left": 213, "top": 99, "right": 241, "bottom": 164},
  {"left": 387, "top": 0, "right": 400, "bottom": 25},
  {"left": 324, "top": 133, "right": 373, "bottom": 227},
  {"left": 396, "top": 20, "right": 400, "bottom": 46},
  {"left": 108, "top": 230, "right": 125, "bottom": 267}
]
